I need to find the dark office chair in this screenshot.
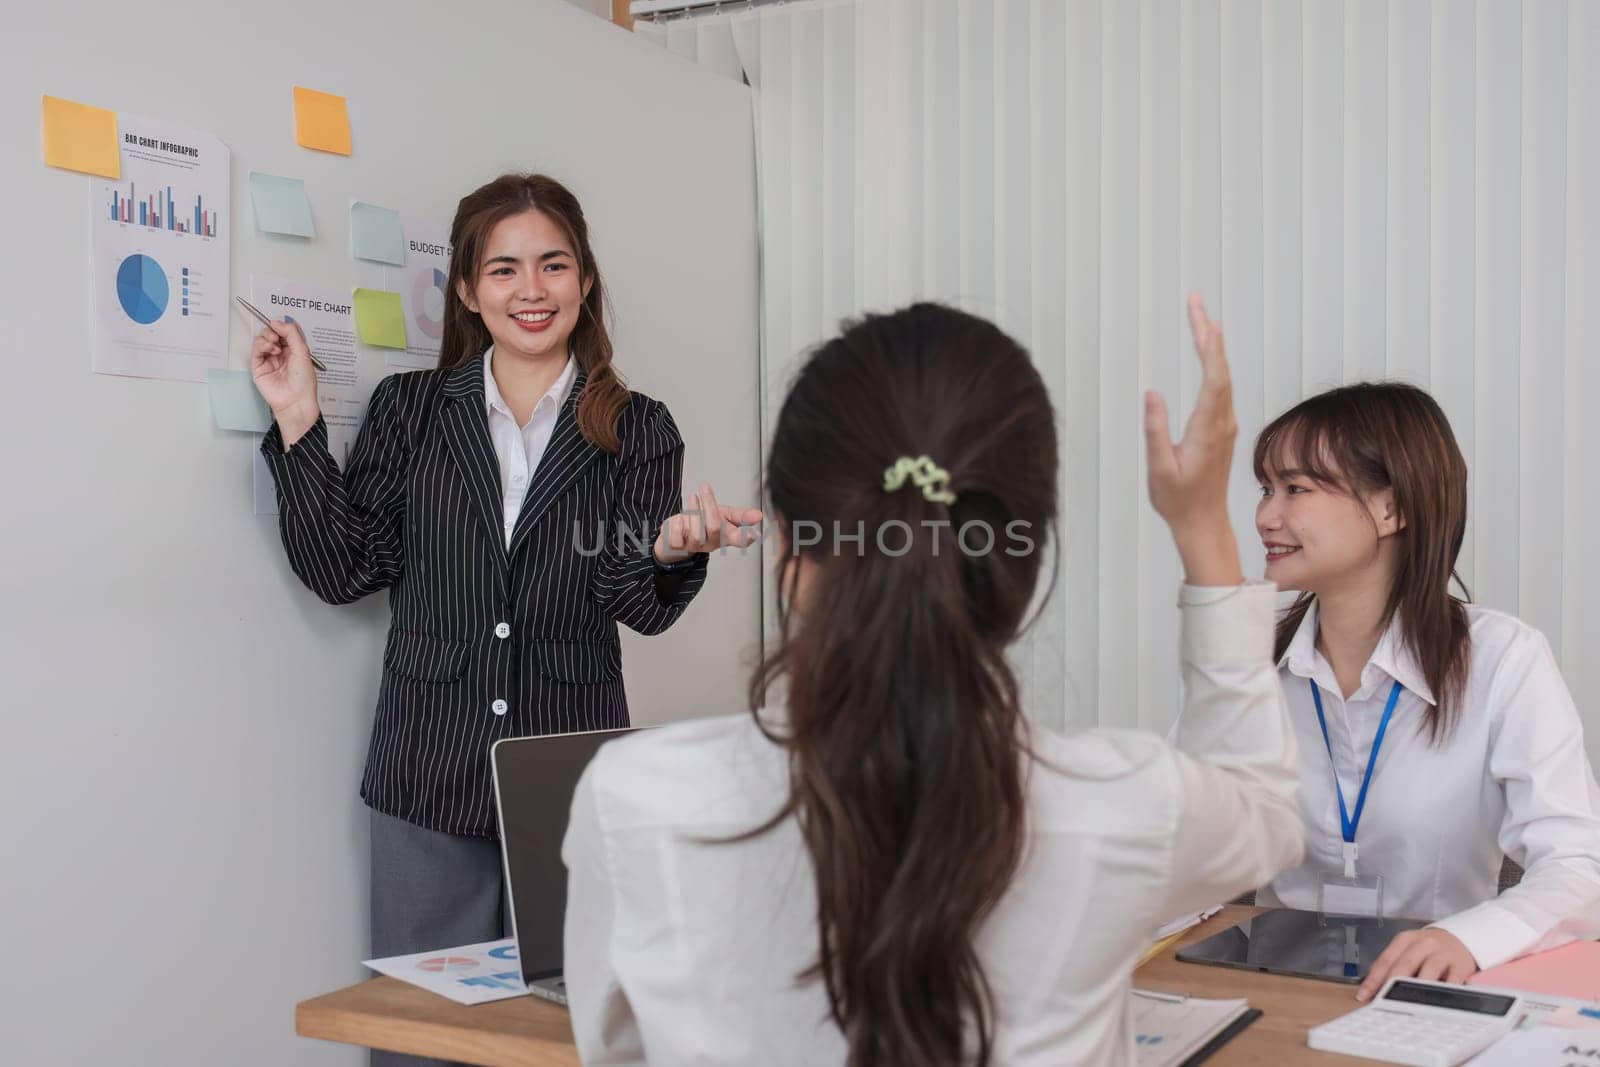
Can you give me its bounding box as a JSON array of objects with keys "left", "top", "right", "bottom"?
[{"left": 1498, "top": 857, "right": 1524, "bottom": 893}]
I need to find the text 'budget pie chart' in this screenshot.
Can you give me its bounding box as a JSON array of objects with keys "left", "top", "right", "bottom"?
[
  {"left": 116, "top": 254, "right": 169, "bottom": 325},
  {"left": 412, "top": 267, "right": 446, "bottom": 340}
]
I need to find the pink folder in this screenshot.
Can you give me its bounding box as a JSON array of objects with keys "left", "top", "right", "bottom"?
[{"left": 1468, "top": 941, "right": 1600, "bottom": 1001}]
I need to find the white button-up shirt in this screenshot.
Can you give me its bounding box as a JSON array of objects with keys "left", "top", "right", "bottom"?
[
  {"left": 562, "top": 583, "right": 1303, "bottom": 1065},
  {"left": 484, "top": 348, "right": 576, "bottom": 549},
  {"left": 1260, "top": 600, "right": 1600, "bottom": 969}
]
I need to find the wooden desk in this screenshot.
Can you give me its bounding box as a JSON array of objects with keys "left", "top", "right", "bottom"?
[
  {"left": 295, "top": 978, "right": 578, "bottom": 1066},
  {"left": 295, "top": 904, "right": 1366, "bottom": 1065},
  {"left": 1134, "top": 904, "right": 1374, "bottom": 1064}
]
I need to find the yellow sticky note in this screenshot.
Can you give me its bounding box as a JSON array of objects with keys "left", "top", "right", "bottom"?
[
  {"left": 41, "top": 95, "right": 120, "bottom": 178},
  {"left": 293, "top": 86, "right": 352, "bottom": 156},
  {"left": 353, "top": 289, "right": 408, "bottom": 349}
]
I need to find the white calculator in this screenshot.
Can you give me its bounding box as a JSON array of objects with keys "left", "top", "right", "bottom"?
[{"left": 1307, "top": 977, "right": 1523, "bottom": 1067}]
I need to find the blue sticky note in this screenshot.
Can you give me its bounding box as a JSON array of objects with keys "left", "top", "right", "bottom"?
[
  {"left": 350, "top": 201, "right": 406, "bottom": 265},
  {"left": 207, "top": 369, "right": 274, "bottom": 433},
  {"left": 248, "top": 171, "right": 315, "bottom": 238}
]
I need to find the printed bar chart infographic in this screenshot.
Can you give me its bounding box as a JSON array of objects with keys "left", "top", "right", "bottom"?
[
  {"left": 90, "top": 115, "right": 229, "bottom": 382},
  {"left": 107, "top": 183, "right": 217, "bottom": 236}
]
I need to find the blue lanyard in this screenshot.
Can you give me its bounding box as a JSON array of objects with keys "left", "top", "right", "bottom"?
[{"left": 1309, "top": 678, "right": 1402, "bottom": 848}]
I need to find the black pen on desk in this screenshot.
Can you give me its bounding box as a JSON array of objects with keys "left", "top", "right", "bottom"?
[{"left": 235, "top": 295, "right": 329, "bottom": 372}]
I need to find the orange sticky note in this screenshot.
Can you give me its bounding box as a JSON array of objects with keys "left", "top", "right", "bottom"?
[
  {"left": 292, "top": 86, "right": 351, "bottom": 156},
  {"left": 41, "top": 95, "right": 120, "bottom": 178}
]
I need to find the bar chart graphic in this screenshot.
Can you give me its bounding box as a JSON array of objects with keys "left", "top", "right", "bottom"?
[{"left": 107, "top": 182, "right": 218, "bottom": 237}]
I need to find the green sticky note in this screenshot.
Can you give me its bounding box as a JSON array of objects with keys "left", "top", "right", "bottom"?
[
  {"left": 207, "top": 369, "right": 273, "bottom": 432},
  {"left": 351, "top": 201, "right": 405, "bottom": 265},
  {"left": 248, "top": 171, "right": 315, "bottom": 238},
  {"left": 353, "top": 288, "right": 407, "bottom": 349}
]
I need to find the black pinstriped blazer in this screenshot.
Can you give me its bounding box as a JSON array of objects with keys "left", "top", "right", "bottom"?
[{"left": 261, "top": 354, "right": 708, "bottom": 837}]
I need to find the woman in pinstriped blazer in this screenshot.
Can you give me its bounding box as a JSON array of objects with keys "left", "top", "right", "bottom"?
[{"left": 250, "top": 175, "right": 759, "bottom": 1059}]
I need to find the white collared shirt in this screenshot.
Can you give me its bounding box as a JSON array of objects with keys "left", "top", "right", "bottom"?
[
  {"left": 562, "top": 583, "right": 1304, "bottom": 1065},
  {"left": 1259, "top": 599, "right": 1600, "bottom": 968},
  {"left": 483, "top": 348, "right": 576, "bottom": 549}
]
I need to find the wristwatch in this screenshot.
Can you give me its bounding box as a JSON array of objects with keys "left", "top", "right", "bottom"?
[{"left": 652, "top": 552, "right": 707, "bottom": 575}]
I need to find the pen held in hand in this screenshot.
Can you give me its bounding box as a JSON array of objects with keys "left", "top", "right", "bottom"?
[{"left": 235, "top": 295, "right": 329, "bottom": 373}]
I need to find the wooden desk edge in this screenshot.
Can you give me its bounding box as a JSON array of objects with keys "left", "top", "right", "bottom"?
[
  {"left": 295, "top": 977, "right": 579, "bottom": 1067},
  {"left": 295, "top": 904, "right": 1360, "bottom": 1067}
]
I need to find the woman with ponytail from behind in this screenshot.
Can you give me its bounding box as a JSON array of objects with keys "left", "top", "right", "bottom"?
[{"left": 562, "top": 297, "right": 1305, "bottom": 1065}]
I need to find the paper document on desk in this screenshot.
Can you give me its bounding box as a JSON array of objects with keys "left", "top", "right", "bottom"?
[
  {"left": 1156, "top": 905, "right": 1223, "bottom": 940},
  {"left": 1132, "top": 989, "right": 1257, "bottom": 1066},
  {"left": 1503, "top": 991, "right": 1600, "bottom": 1030},
  {"left": 1137, "top": 906, "right": 1225, "bottom": 969},
  {"left": 363, "top": 938, "right": 528, "bottom": 1006},
  {"left": 1465, "top": 1026, "right": 1600, "bottom": 1064}
]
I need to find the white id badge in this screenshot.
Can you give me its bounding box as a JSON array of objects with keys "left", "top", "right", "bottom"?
[{"left": 1319, "top": 871, "right": 1384, "bottom": 918}]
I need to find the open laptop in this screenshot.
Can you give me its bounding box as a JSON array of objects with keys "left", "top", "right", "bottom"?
[{"left": 490, "top": 727, "right": 634, "bottom": 1007}]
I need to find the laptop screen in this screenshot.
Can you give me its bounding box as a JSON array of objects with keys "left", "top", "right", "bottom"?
[{"left": 490, "top": 728, "right": 631, "bottom": 987}]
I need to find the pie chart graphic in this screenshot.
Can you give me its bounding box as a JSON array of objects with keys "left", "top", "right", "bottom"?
[
  {"left": 116, "top": 254, "right": 169, "bottom": 325},
  {"left": 416, "top": 956, "right": 478, "bottom": 973},
  {"left": 411, "top": 267, "right": 446, "bottom": 340}
]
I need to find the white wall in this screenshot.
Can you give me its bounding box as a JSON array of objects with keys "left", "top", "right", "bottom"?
[
  {"left": 644, "top": 0, "right": 1600, "bottom": 765},
  {"left": 561, "top": 0, "right": 616, "bottom": 20},
  {"left": 0, "top": 2, "right": 758, "bottom": 1063}
]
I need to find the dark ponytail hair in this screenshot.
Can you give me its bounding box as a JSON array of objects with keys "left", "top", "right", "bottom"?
[
  {"left": 1253, "top": 381, "right": 1471, "bottom": 741},
  {"left": 747, "top": 303, "right": 1059, "bottom": 1066},
  {"left": 439, "top": 173, "right": 629, "bottom": 453}
]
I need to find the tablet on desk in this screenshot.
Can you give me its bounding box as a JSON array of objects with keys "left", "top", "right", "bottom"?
[{"left": 1175, "top": 908, "right": 1429, "bottom": 984}]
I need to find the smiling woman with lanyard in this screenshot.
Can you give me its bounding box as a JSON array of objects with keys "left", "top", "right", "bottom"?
[
  {"left": 1249, "top": 382, "right": 1600, "bottom": 1001},
  {"left": 251, "top": 173, "right": 758, "bottom": 1066}
]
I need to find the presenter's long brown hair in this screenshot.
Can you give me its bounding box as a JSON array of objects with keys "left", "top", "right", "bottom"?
[
  {"left": 748, "top": 303, "right": 1059, "bottom": 1066},
  {"left": 439, "top": 173, "right": 628, "bottom": 453},
  {"left": 1254, "top": 382, "right": 1471, "bottom": 741}
]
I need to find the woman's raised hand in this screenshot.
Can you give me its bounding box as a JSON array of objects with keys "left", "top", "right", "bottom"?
[{"left": 1144, "top": 294, "right": 1244, "bottom": 586}]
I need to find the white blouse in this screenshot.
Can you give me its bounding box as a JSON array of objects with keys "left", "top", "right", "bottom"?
[
  {"left": 562, "top": 583, "right": 1304, "bottom": 1065},
  {"left": 483, "top": 349, "right": 576, "bottom": 548},
  {"left": 1259, "top": 600, "right": 1600, "bottom": 969}
]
